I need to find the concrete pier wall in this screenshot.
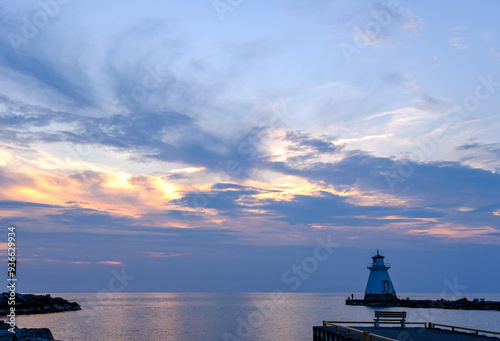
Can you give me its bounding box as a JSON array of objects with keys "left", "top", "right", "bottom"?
[{"left": 313, "top": 326, "right": 361, "bottom": 341}]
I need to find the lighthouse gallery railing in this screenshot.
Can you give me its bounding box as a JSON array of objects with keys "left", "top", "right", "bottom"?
[{"left": 367, "top": 262, "right": 390, "bottom": 267}]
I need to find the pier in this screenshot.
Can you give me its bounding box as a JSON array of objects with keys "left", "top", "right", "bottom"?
[
  {"left": 346, "top": 298, "right": 500, "bottom": 311},
  {"left": 313, "top": 322, "right": 500, "bottom": 341}
]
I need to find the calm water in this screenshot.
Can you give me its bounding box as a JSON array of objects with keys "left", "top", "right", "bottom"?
[{"left": 16, "top": 293, "right": 500, "bottom": 341}]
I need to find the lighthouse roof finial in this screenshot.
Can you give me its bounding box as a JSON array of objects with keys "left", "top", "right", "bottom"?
[{"left": 377, "top": 249, "right": 379, "bottom": 256}]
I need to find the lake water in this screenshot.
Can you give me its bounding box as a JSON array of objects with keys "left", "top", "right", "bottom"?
[{"left": 16, "top": 293, "right": 500, "bottom": 341}]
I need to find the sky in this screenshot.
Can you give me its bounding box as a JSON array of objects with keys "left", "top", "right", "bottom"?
[{"left": 0, "top": 0, "right": 499, "bottom": 293}]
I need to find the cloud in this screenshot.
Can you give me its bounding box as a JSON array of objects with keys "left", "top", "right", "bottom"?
[
  {"left": 285, "top": 131, "right": 339, "bottom": 154},
  {"left": 0, "top": 242, "right": 8, "bottom": 256},
  {"left": 342, "top": 2, "right": 423, "bottom": 48},
  {"left": 97, "top": 261, "right": 124, "bottom": 265},
  {"left": 173, "top": 183, "right": 267, "bottom": 218},
  {"left": 0, "top": 200, "right": 60, "bottom": 209},
  {"left": 0, "top": 93, "right": 285, "bottom": 180},
  {"left": 402, "top": 14, "right": 422, "bottom": 34},
  {"left": 29, "top": 259, "right": 124, "bottom": 266},
  {"left": 145, "top": 252, "right": 183, "bottom": 258},
  {"left": 255, "top": 191, "right": 396, "bottom": 226},
  {"left": 457, "top": 142, "right": 500, "bottom": 171},
  {"left": 385, "top": 73, "right": 421, "bottom": 94},
  {"left": 406, "top": 224, "right": 499, "bottom": 240},
  {"left": 480, "top": 32, "right": 496, "bottom": 42},
  {"left": 0, "top": 9, "right": 95, "bottom": 107},
  {"left": 450, "top": 25, "right": 466, "bottom": 32},
  {"left": 3, "top": 92, "right": 500, "bottom": 245},
  {"left": 333, "top": 134, "right": 394, "bottom": 145},
  {"left": 490, "top": 49, "right": 500, "bottom": 59},
  {"left": 448, "top": 37, "right": 468, "bottom": 50},
  {"left": 261, "top": 149, "right": 500, "bottom": 238}
]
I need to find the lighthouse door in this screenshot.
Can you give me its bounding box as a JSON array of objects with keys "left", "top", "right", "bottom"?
[{"left": 383, "top": 280, "right": 389, "bottom": 293}]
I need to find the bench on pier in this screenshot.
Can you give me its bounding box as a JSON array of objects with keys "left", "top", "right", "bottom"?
[{"left": 374, "top": 311, "right": 406, "bottom": 328}]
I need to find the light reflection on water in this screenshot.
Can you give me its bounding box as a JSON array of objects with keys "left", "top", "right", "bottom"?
[{"left": 16, "top": 293, "right": 500, "bottom": 341}]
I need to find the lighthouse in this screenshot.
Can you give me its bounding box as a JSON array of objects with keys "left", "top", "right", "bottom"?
[{"left": 364, "top": 250, "right": 397, "bottom": 302}]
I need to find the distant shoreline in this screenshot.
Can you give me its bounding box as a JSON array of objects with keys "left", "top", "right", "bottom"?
[{"left": 346, "top": 297, "right": 500, "bottom": 311}]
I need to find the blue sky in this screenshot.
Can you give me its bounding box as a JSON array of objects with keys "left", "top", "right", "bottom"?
[{"left": 0, "top": 0, "right": 499, "bottom": 293}]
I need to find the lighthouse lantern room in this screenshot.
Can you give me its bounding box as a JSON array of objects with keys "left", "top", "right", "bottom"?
[{"left": 364, "top": 250, "right": 397, "bottom": 302}]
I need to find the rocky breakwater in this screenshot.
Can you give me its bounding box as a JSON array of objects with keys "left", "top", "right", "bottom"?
[
  {"left": 0, "top": 293, "right": 81, "bottom": 316},
  {"left": 346, "top": 297, "right": 500, "bottom": 311},
  {"left": 0, "top": 320, "right": 60, "bottom": 341}
]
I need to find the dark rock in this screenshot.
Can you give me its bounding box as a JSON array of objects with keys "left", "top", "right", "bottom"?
[
  {"left": 0, "top": 293, "right": 81, "bottom": 316},
  {"left": 0, "top": 330, "right": 15, "bottom": 341},
  {"left": 13, "top": 328, "right": 57, "bottom": 340},
  {"left": 0, "top": 322, "right": 59, "bottom": 340}
]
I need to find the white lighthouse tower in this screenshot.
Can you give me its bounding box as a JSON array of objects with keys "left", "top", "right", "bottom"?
[{"left": 364, "top": 250, "right": 397, "bottom": 302}]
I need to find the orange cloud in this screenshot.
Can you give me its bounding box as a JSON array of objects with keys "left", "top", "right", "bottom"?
[
  {"left": 167, "top": 167, "right": 205, "bottom": 174},
  {"left": 97, "top": 261, "right": 123, "bottom": 265},
  {"left": 2, "top": 166, "right": 186, "bottom": 219},
  {"left": 406, "top": 224, "right": 499, "bottom": 240},
  {"left": 0, "top": 242, "right": 8, "bottom": 256}
]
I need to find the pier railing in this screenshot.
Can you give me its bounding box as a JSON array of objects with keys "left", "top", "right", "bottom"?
[
  {"left": 429, "top": 323, "right": 500, "bottom": 338},
  {"left": 320, "top": 321, "right": 500, "bottom": 340},
  {"left": 323, "top": 321, "right": 401, "bottom": 341},
  {"left": 322, "top": 321, "right": 428, "bottom": 341},
  {"left": 324, "top": 321, "right": 427, "bottom": 328}
]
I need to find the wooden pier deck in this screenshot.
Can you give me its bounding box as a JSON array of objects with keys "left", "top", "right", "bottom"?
[
  {"left": 313, "top": 323, "right": 500, "bottom": 341},
  {"left": 355, "top": 327, "right": 499, "bottom": 340}
]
